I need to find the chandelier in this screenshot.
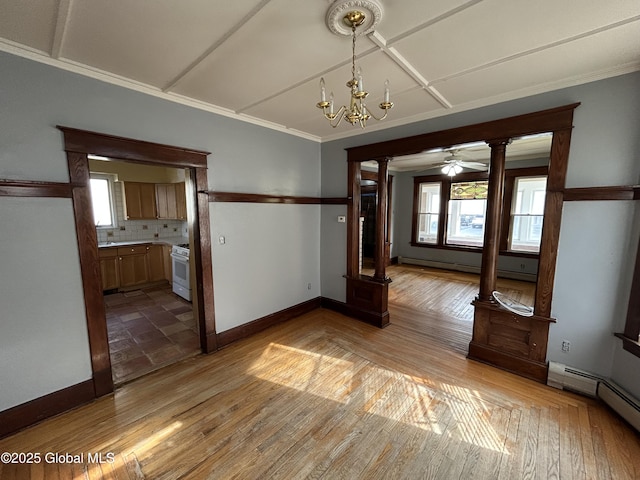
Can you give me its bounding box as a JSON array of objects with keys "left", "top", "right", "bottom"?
[{"left": 316, "top": 2, "right": 392, "bottom": 129}]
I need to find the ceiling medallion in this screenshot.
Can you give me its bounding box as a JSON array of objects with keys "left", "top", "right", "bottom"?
[
  {"left": 326, "top": 0, "right": 383, "bottom": 37},
  {"left": 317, "top": 0, "right": 392, "bottom": 129}
]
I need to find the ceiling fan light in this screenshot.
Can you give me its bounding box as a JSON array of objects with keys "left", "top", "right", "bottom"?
[{"left": 454, "top": 164, "right": 463, "bottom": 174}]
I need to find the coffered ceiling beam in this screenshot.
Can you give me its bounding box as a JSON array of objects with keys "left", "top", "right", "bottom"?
[
  {"left": 162, "top": 0, "right": 273, "bottom": 93},
  {"left": 51, "top": 0, "right": 73, "bottom": 59}
]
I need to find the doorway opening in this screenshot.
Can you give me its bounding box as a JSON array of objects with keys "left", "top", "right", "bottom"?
[
  {"left": 89, "top": 159, "right": 200, "bottom": 385},
  {"left": 59, "top": 126, "right": 216, "bottom": 398}
]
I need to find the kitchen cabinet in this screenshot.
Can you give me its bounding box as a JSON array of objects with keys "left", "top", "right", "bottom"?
[
  {"left": 118, "top": 245, "right": 149, "bottom": 288},
  {"left": 123, "top": 182, "right": 157, "bottom": 220},
  {"left": 147, "top": 244, "right": 165, "bottom": 282},
  {"left": 156, "top": 183, "right": 178, "bottom": 220},
  {"left": 162, "top": 244, "right": 173, "bottom": 282},
  {"left": 99, "top": 243, "right": 169, "bottom": 291},
  {"left": 156, "top": 182, "right": 187, "bottom": 220},
  {"left": 175, "top": 182, "right": 187, "bottom": 220},
  {"left": 99, "top": 247, "right": 119, "bottom": 290}
]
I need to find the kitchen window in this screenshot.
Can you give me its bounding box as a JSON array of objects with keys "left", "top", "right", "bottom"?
[{"left": 89, "top": 173, "right": 117, "bottom": 228}]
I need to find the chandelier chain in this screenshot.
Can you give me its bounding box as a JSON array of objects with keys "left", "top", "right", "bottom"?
[{"left": 351, "top": 23, "right": 357, "bottom": 81}]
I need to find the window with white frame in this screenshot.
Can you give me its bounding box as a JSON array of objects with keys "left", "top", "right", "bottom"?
[
  {"left": 89, "top": 174, "right": 117, "bottom": 228},
  {"left": 509, "top": 176, "right": 547, "bottom": 252},
  {"left": 415, "top": 182, "right": 440, "bottom": 244},
  {"left": 446, "top": 180, "right": 488, "bottom": 248}
]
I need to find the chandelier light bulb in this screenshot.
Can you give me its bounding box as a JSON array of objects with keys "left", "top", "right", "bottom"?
[
  {"left": 357, "top": 67, "right": 364, "bottom": 93},
  {"left": 320, "top": 77, "right": 326, "bottom": 103}
]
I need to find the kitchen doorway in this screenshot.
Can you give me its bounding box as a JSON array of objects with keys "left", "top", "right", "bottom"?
[
  {"left": 89, "top": 159, "right": 201, "bottom": 385},
  {"left": 59, "top": 126, "right": 216, "bottom": 398}
]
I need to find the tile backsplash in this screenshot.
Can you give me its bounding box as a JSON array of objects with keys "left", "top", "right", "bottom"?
[{"left": 96, "top": 181, "right": 188, "bottom": 243}]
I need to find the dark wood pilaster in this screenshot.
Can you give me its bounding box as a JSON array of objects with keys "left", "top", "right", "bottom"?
[
  {"left": 374, "top": 157, "right": 390, "bottom": 281},
  {"left": 477, "top": 139, "right": 510, "bottom": 302}
]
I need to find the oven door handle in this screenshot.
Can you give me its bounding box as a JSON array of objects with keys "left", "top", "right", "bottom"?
[{"left": 170, "top": 253, "right": 189, "bottom": 262}]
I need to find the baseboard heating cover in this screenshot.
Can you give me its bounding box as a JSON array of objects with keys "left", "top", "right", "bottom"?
[
  {"left": 398, "top": 257, "right": 536, "bottom": 282},
  {"left": 548, "top": 361, "right": 640, "bottom": 432}
]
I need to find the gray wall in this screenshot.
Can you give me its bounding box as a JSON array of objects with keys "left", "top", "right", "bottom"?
[
  {"left": 0, "top": 51, "right": 321, "bottom": 410},
  {"left": 1, "top": 48, "right": 639, "bottom": 412},
  {"left": 321, "top": 71, "right": 640, "bottom": 398}
]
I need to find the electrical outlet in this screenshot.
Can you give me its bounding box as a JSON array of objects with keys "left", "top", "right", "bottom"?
[
  {"left": 561, "top": 340, "right": 571, "bottom": 352},
  {"left": 307, "top": 283, "right": 312, "bottom": 290}
]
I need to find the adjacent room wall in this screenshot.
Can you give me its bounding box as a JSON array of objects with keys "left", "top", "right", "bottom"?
[
  {"left": 0, "top": 51, "right": 321, "bottom": 410},
  {"left": 320, "top": 71, "right": 640, "bottom": 396}
]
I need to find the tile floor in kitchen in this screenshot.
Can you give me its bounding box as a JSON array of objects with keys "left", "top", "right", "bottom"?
[{"left": 104, "top": 285, "right": 200, "bottom": 385}]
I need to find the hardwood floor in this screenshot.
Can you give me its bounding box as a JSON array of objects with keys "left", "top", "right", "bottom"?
[
  {"left": 1, "top": 308, "right": 638, "bottom": 479},
  {"left": 385, "top": 263, "right": 536, "bottom": 321}
]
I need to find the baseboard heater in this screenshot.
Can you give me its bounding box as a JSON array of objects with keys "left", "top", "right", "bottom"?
[
  {"left": 548, "top": 361, "right": 640, "bottom": 432},
  {"left": 398, "top": 256, "right": 537, "bottom": 283}
]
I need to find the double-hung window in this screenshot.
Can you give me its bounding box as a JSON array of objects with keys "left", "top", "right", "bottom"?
[
  {"left": 446, "top": 180, "right": 488, "bottom": 248},
  {"left": 412, "top": 167, "right": 548, "bottom": 256},
  {"left": 509, "top": 176, "right": 547, "bottom": 253},
  {"left": 415, "top": 182, "right": 441, "bottom": 244}
]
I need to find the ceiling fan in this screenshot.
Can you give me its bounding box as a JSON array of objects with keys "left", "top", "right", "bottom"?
[{"left": 438, "top": 149, "right": 487, "bottom": 176}]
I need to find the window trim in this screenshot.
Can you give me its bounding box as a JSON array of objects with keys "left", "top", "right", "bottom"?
[
  {"left": 616, "top": 233, "right": 640, "bottom": 358},
  {"left": 413, "top": 181, "right": 441, "bottom": 245},
  {"left": 412, "top": 166, "right": 548, "bottom": 258}
]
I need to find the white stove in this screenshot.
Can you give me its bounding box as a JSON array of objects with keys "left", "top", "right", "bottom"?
[{"left": 170, "top": 243, "right": 191, "bottom": 301}]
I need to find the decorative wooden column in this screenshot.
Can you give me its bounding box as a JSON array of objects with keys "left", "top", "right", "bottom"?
[
  {"left": 344, "top": 155, "right": 390, "bottom": 328},
  {"left": 470, "top": 137, "right": 556, "bottom": 383},
  {"left": 477, "top": 139, "right": 510, "bottom": 302},
  {"left": 374, "top": 157, "right": 390, "bottom": 281}
]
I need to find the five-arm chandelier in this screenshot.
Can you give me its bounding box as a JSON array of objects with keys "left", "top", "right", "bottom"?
[{"left": 317, "top": 0, "right": 393, "bottom": 129}]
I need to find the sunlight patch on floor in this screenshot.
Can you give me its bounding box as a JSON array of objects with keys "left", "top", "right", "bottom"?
[{"left": 248, "top": 342, "right": 509, "bottom": 454}]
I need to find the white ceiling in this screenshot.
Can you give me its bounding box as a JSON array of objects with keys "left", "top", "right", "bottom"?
[{"left": 1, "top": 0, "right": 639, "bottom": 142}]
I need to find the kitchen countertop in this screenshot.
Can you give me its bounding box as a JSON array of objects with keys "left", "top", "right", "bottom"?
[{"left": 97, "top": 237, "right": 189, "bottom": 248}]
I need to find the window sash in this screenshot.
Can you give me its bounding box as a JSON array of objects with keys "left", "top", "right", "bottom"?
[
  {"left": 416, "top": 182, "right": 441, "bottom": 244},
  {"left": 90, "top": 175, "right": 116, "bottom": 228}
]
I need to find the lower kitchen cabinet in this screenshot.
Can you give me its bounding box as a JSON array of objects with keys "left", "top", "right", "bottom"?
[
  {"left": 99, "top": 243, "right": 168, "bottom": 291},
  {"left": 147, "top": 244, "right": 165, "bottom": 282},
  {"left": 118, "top": 246, "right": 150, "bottom": 288},
  {"left": 99, "top": 248, "right": 119, "bottom": 290},
  {"left": 162, "top": 244, "right": 173, "bottom": 282}
]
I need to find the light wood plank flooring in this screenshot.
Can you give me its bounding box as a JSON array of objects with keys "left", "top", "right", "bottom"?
[
  {"left": 1, "top": 308, "right": 638, "bottom": 479},
  {"left": 385, "top": 263, "right": 536, "bottom": 321}
]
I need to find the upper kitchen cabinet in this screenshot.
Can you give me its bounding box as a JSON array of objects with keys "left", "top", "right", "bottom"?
[
  {"left": 123, "top": 181, "right": 157, "bottom": 220},
  {"left": 156, "top": 182, "right": 187, "bottom": 220},
  {"left": 175, "top": 182, "right": 187, "bottom": 220},
  {"left": 156, "top": 183, "right": 178, "bottom": 220}
]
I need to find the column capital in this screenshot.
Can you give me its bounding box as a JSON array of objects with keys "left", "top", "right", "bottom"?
[{"left": 486, "top": 137, "right": 512, "bottom": 148}]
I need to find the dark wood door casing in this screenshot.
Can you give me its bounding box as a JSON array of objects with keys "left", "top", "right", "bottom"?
[{"left": 58, "top": 126, "right": 214, "bottom": 398}]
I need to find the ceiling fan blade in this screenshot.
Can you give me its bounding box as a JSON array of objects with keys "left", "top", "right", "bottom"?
[
  {"left": 462, "top": 164, "right": 488, "bottom": 171},
  {"left": 460, "top": 161, "right": 487, "bottom": 168}
]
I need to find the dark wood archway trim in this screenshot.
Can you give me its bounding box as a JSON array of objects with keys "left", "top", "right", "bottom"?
[
  {"left": 345, "top": 103, "right": 580, "bottom": 162},
  {"left": 58, "top": 126, "right": 208, "bottom": 168},
  {"left": 57, "top": 126, "right": 214, "bottom": 398},
  {"left": 345, "top": 103, "right": 580, "bottom": 382}
]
